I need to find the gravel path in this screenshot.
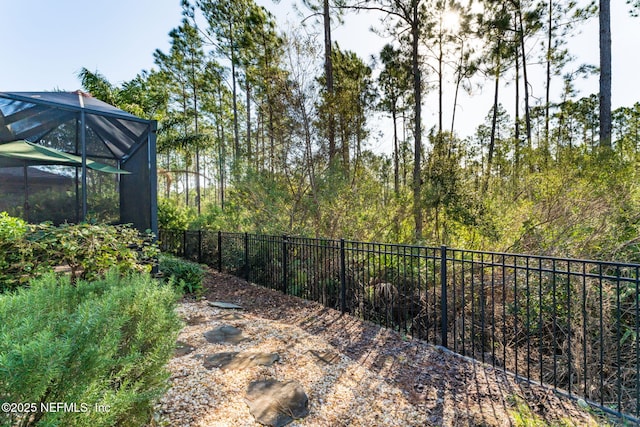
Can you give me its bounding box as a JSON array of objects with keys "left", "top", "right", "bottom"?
[{"left": 153, "top": 269, "right": 606, "bottom": 427}]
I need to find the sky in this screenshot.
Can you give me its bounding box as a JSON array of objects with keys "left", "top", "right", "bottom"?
[
  {"left": 1, "top": 0, "right": 183, "bottom": 91},
  {"left": 1, "top": 0, "right": 639, "bottom": 150}
]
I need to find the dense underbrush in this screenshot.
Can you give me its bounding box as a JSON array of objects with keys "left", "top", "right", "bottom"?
[{"left": 158, "top": 150, "right": 640, "bottom": 265}]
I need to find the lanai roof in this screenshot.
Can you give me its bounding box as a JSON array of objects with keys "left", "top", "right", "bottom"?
[{"left": 0, "top": 91, "right": 151, "bottom": 160}]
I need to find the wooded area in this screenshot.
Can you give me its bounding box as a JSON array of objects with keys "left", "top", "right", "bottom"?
[{"left": 79, "top": 0, "right": 640, "bottom": 263}]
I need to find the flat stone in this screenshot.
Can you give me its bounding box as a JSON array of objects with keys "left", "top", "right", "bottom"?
[
  {"left": 208, "top": 301, "right": 244, "bottom": 310},
  {"left": 203, "top": 352, "right": 280, "bottom": 370},
  {"left": 203, "top": 352, "right": 238, "bottom": 369},
  {"left": 245, "top": 380, "right": 309, "bottom": 427},
  {"left": 174, "top": 341, "right": 195, "bottom": 357},
  {"left": 204, "top": 325, "right": 245, "bottom": 344}
]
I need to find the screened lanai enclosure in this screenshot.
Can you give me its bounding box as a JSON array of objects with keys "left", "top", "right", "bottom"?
[{"left": 0, "top": 91, "right": 157, "bottom": 234}]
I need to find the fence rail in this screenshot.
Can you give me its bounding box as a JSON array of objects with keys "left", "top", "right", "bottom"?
[{"left": 159, "top": 229, "right": 640, "bottom": 421}]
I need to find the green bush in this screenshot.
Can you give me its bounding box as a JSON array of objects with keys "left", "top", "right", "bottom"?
[
  {"left": 38, "top": 222, "right": 159, "bottom": 282},
  {"left": 0, "top": 213, "right": 43, "bottom": 291},
  {"left": 0, "top": 213, "right": 159, "bottom": 292},
  {"left": 159, "top": 253, "right": 205, "bottom": 296},
  {"left": 157, "top": 198, "right": 196, "bottom": 231},
  {"left": 0, "top": 270, "right": 183, "bottom": 427},
  {"left": 0, "top": 212, "right": 28, "bottom": 240}
]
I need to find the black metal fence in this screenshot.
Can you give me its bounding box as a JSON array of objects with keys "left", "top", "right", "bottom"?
[{"left": 159, "top": 229, "right": 640, "bottom": 420}]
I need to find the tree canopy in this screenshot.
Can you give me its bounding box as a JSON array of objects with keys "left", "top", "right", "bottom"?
[{"left": 79, "top": 0, "right": 640, "bottom": 262}]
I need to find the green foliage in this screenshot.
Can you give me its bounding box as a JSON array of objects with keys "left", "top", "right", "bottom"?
[
  {"left": 0, "top": 212, "right": 27, "bottom": 240},
  {"left": 0, "top": 213, "right": 44, "bottom": 291},
  {"left": 308, "top": 160, "right": 402, "bottom": 240},
  {"left": 423, "top": 131, "right": 480, "bottom": 245},
  {"left": 158, "top": 198, "right": 197, "bottom": 231},
  {"left": 159, "top": 253, "right": 205, "bottom": 296},
  {"left": 189, "top": 170, "right": 285, "bottom": 234},
  {"left": 79, "top": 67, "right": 168, "bottom": 120},
  {"left": 158, "top": 139, "right": 640, "bottom": 265},
  {"left": 0, "top": 270, "right": 182, "bottom": 427},
  {"left": 158, "top": 151, "right": 417, "bottom": 243},
  {"left": 42, "top": 222, "right": 159, "bottom": 281},
  {"left": 0, "top": 214, "right": 158, "bottom": 292},
  {"left": 477, "top": 151, "right": 640, "bottom": 262}
]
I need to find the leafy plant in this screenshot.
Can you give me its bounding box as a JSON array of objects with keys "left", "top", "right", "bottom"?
[
  {"left": 0, "top": 270, "right": 183, "bottom": 427},
  {"left": 41, "top": 222, "right": 159, "bottom": 282},
  {"left": 0, "top": 213, "right": 44, "bottom": 291},
  {"left": 159, "top": 253, "right": 204, "bottom": 296},
  {"left": 158, "top": 198, "right": 196, "bottom": 231},
  {"left": 0, "top": 214, "right": 159, "bottom": 292},
  {"left": 0, "top": 212, "right": 27, "bottom": 240}
]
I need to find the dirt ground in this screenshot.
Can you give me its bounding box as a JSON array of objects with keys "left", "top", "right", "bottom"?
[{"left": 159, "top": 268, "right": 615, "bottom": 426}]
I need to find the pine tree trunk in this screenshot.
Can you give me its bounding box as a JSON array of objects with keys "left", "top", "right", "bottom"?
[
  {"left": 192, "top": 62, "right": 201, "bottom": 214},
  {"left": 438, "top": 27, "right": 444, "bottom": 134},
  {"left": 393, "top": 105, "right": 400, "bottom": 196},
  {"left": 230, "top": 22, "right": 240, "bottom": 163},
  {"left": 450, "top": 39, "right": 465, "bottom": 136},
  {"left": 599, "top": 0, "right": 612, "bottom": 147},
  {"left": 483, "top": 45, "right": 501, "bottom": 194},
  {"left": 246, "top": 79, "right": 252, "bottom": 163},
  {"left": 324, "top": 0, "right": 336, "bottom": 161},
  {"left": 514, "top": 20, "right": 521, "bottom": 181},
  {"left": 545, "top": 0, "right": 553, "bottom": 154},
  {"left": 411, "top": 0, "right": 423, "bottom": 241},
  {"left": 517, "top": 6, "right": 533, "bottom": 159}
]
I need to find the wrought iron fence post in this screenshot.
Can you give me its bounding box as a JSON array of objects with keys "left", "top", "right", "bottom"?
[
  {"left": 217, "top": 231, "right": 222, "bottom": 272},
  {"left": 198, "top": 230, "right": 202, "bottom": 263},
  {"left": 282, "top": 235, "right": 288, "bottom": 294},
  {"left": 244, "top": 232, "right": 249, "bottom": 280},
  {"left": 340, "top": 239, "right": 346, "bottom": 313},
  {"left": 182, "top": 230, "right": 187, "bottom": 258},
  {"left": 441, "top": 245, "right": 448, "bottom": 348}
]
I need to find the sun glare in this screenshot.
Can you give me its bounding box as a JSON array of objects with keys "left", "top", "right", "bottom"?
[{"left": 441, "top": 10, "right": 461, "bottom": 33}]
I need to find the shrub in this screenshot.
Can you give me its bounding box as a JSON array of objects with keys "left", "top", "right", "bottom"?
[
  {"left": 0, "top": 212, "right": 43, "bottom": 291},
  {"left": 0, "top": 212, "right": 27, "bottom": 240},
  {"left": 0, "top": 213, "right": 159, "bottom": 292},
  {"left": 157, "top": 198, "right": 195, "bottom": 231},
  {"left": 40, "top": 222, "right": 159, "bottom": 282},
  {"left": 0, "top": 270, "right": 183, "bottom": 427},
  {"left": 159, "top": 253, "right": 205, "bottom": 296}
]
